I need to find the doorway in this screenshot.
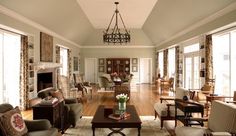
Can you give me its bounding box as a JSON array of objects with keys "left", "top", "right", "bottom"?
[
  {"left": 140, "top": 58, "right": 152, "bottom": 84},
  {"left": 85, "top": 58, "right": 97, "bottom": 83}
]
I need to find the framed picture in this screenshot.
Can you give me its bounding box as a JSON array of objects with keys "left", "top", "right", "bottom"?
[
  {"left": 99, "top": 66, "right": 104, "bottom": 72},
  {"left": 132, "top": 66, "right": 138, "bottom": 72},
  {"left": 132, "top": 58, "right": 138, "bottom": 65},
  {"left": 73, "top": 57, "right": 79, "bottom": 71},
  {"left": 99, "top": 58, "right": 105, "bottom": 65},
  {"left": 40, "top": 32, "right": 53, "bottom": 62}
]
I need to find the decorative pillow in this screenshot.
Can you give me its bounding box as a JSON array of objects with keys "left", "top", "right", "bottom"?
[
  {"left": 50, "top": 90, "right": 64, "bottom": 102},
  {"left": 0, "top": 107, "right": 28, "bottom": 136}
]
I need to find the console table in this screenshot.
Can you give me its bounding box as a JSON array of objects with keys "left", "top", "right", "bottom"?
[{"left": 175, "top": 99, "right": 204, "bottom": 126}]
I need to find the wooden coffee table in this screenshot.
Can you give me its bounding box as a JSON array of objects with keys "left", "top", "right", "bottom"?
[{"left": 91, "top": 105, "right": 141, "bottom": 136}]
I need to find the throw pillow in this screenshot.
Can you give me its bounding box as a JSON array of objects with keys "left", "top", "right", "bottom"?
[
  {"left": 50, "top": 90, "right": 64, "bottom": 102},
  {"left": 0, "top": 107, "right": 28, "bottom": 136}
]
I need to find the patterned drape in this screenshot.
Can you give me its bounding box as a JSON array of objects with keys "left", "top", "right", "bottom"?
[
  {"left": 163, "top": 49, "right": 168, "bottom": 77},
  {"left": 19, "top": 35, "right": 29, "bottom": 110},
  {"left": 205, "top": 35, "right": 213, "bottom": 82},
  {"left": 156, "top": 52, "right": 159, "bottom": 78},
  {"left": 55, "top": 45, "right": 60, "bottom": 89},
  {"left": 175, "top": 46, "right": 180, "bottom": 87},
  {"left": 67, "top": 49, "right": 72, "bottom": 80}
]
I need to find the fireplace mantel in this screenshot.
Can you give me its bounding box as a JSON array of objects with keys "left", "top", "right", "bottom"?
[{"left": 35, "top": 62, "right": 62, "bottom": 70}]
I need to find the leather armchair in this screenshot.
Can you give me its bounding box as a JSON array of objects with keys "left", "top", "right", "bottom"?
[{"left": 0, "top": 103, "right": 58, "bottom": 136}]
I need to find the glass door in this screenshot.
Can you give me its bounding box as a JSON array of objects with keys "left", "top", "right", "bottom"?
[{"left": 184, "top": 54, "right": 200, "bottom": 89}]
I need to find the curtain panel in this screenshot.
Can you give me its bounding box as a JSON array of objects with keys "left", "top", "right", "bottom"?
[
  {"left": 19, "top": 35, "right": 29, "bottom": 110},
  {"left": 163, "top": 49, "right": 168, "bottom": 77},
  {"left": 55, "top": 45, "right": 60, "bottom": 88},
  {"left": 156, "top": 52, "right": 159, "bottom": 78},
  {"left": 205, "top": 35, "right": 213, "bottom": 82},
  {"left": 175, "top": 46, "right": 180, "bottom": 87},
  {"left": 67, "top": 49, "right": 72, "bottom": 80}
]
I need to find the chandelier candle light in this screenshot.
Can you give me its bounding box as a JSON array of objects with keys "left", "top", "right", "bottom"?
[
  {"left": 103, "top": 2, "right": 131, "bottom": 44},
  {"left": 116, "top": 93, "right": 129, "bottom": 111}
]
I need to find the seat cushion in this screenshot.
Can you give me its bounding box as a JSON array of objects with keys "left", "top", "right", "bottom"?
[
  {"left": 27, "top": 128, "right": 58, "bottom": 136},
  {"left": 68, "top": 103, "right": 83, "bottom": 115},
  {"left": 175, "top": 126, "right": 209, "bottom": 136},
  {"left": 154, "top": 102, "right": 184, "bottom": 117}
]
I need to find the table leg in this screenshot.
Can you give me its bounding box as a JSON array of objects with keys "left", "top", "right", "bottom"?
[
  {"left": 138, "top": 127, "right": 141, "bottom": 136},
  {"left": 92, "top": 127, "right": 95, "bottom": 136}
]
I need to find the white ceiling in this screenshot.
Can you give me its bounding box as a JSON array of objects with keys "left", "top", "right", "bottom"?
[
  {"left": 0, "top": 0, "right": 236, "bottom": 46},
  {"left": 76, "top": 0, "right": 158, "bottom": 28}
]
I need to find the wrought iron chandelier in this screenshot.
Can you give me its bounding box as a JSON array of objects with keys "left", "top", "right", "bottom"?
[{"left": 103, "top": 2, "right": 130, "bottom": 44}]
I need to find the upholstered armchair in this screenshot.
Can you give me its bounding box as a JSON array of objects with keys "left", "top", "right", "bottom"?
[
  {"left": 0, "top": 103, "right": 58, "bottom": 136},
  {"left": 154, "top": 87, "right": 195, "bottom": 128},
  {"left": 73, "top": 73, "right": 92, "bottom": 96},
  {"left": 37, "top": 87, "right": 83, "bottom": 128},
  {"left": 58, "top": 75, "right": 79, "bottom": 99},
  {"left": 98, "top": 76, "right": 114, "bottom": 90},
  {"left": 175, "top": 100, "right": 236, "bottom": 136}
]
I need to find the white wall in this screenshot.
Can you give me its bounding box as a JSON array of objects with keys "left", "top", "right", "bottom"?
[
  {"left": 0, "top": 13, "right": 80, "bottom": 98},
  {"left": 81, "top": 47, "right": 155, "bottom": 83}
]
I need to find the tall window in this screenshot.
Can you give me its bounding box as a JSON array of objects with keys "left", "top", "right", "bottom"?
[
  {"left": 213, "top": 29, "right": 236, "bottom": 96},
  {"left": 0, "top": 30, "right": 21, "bottom": 107},
  {"left": 60, "top": 47, "right": 68, "bottom": 76},
  {"left": 158, "top": 51, "right": 164, "bottom": 77},
  {"left": 183, "top": 43, "right": 200, "bottom": 89},
  {"left": 168, "top": 48, "right": 175, "bottom": 78}
]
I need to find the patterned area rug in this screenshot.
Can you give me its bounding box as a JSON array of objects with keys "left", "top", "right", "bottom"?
[{"left": 63, "top": 116, "right": 170, "bottom": 136}]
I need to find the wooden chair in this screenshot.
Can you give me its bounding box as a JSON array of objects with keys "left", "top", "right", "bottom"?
[{"left": 73, "top": 73, "right": 92, "bottom": 96}]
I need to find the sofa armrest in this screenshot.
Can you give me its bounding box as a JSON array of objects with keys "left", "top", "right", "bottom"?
[{"left": 24, "top": 119, "right": 52, "bottom": 131}]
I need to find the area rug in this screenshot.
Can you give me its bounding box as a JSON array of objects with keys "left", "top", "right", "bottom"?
[{"left": 63, "top": 116, "right": 170, "bottom": 136}]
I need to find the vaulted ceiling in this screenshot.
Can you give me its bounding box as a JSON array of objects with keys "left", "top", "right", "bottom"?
[{"left": 0, "top": 0, "right": 235, "bottom": 47}]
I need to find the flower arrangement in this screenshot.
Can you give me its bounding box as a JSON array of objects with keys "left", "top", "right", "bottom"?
[{"left": 116, "top": 93, "right": 129, "bottom": 103}]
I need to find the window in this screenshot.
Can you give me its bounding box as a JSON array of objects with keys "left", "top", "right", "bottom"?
[
  {"left": 168, "top": 48, "right": 175, "bottom": 78},
  {"left": 0, "top": 30, "right": 21, "bottom": 107},
  {"left": 158, "top": 51, "right": 164, "bottom": 77},
  {"left": 183, "top": 43, "right": 199, "bottom": 53},
  {"left": 213, "top": 29, "right": 236, "bottom": 96},
  {"left": 59, "top": 47, "right": 68, "bottom": 76}
]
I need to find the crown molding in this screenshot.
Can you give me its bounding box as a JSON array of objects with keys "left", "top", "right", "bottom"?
[
  {"left": 0, "top": 5, "right": 81, "bottom": 48},
  {"left": 156, "top": 1, "right": 236, "bottom": 47},
  {"left": 81, "top": 45, "right": 155, "bottom": 49}
]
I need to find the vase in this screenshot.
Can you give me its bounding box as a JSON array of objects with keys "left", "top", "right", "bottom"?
[{"left": 118, "top": 102, "right": 126, "bottom": 111}]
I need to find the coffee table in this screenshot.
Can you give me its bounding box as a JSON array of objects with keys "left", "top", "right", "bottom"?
[{"left": 91, "top": 105, "right": 141, "bottom": 136}]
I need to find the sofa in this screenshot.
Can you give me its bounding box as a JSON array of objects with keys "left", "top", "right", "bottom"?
[
  {"left": 0, "top": 103, "right": 58, "bottom": 136},
  {"left": 175, "top": 100, "right": 236, "bottom": 136}
]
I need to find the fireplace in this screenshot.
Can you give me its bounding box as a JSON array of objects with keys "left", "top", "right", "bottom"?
[{"left": 37, "top": 72, "right": 53, "bottom": 92}]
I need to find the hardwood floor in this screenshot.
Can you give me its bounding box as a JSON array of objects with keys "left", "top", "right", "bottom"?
[{"left": 22, "top": 84, "right": 176, "bottom": 135}]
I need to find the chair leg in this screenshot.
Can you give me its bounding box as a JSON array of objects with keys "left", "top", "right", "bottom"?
[
  {"left": 154, "top": 111, "right": 157, "bottom": 120},
  {"left": 161, "top": 119, "right": 164, "bottom": 129}
]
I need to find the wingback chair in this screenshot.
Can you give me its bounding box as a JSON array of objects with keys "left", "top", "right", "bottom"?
[
  {"left": 0, "top": 103, "right": 58, "bottom": 136},
  {"left": 98, "top": 76, "right": 114, "bottom": 90},
  {"left": 58, "top": 75, "right": 78, "bottom": 99},
  {"left": 175, "top": 100, "right": 236, "bottom": 136}
]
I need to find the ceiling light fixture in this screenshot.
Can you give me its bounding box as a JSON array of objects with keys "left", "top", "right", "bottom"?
[{"left": 103, "top": 2, "right": 130, "bottom": 44}]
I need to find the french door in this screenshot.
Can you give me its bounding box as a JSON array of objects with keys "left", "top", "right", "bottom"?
[{"left": 184, "top": 53, "right": 200, "bottom": 89}]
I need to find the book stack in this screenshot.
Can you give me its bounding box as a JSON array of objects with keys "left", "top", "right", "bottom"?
[
  {"left": 39, "top": 97, "right": 58, "bottom": 106},
  {"left": 108, "top": 111, "right": 131, "bottom": 121}
]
